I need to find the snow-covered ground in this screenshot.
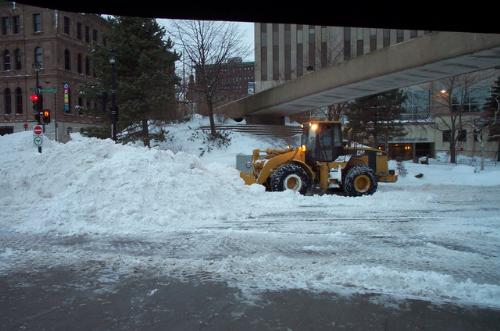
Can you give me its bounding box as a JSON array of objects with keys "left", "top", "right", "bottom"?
[{"left": 1, "top": 117, "right": 500, "bottom": 309}]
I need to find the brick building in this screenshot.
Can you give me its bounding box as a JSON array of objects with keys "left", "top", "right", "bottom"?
[
  {"left": 0, "top": 2, "right": 109, "bottom": 142},
  {"left": 187, "top": 57, "right": 254, "bottom": 116}
]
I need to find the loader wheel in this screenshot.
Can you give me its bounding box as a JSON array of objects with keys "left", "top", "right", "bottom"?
[
  {"left": 270, "top": 163, "right": 310, "bottom": 195},
  {"left": 343, "top": 165, "right": 377, "bottom": 196}
]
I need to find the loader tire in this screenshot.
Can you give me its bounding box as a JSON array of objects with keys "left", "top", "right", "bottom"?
[
  {"left": 270, "top": 163, "right": 310, "bottom": 195},
  {"left": 343, "top": 165, "right": 378, "bottom": 196}
]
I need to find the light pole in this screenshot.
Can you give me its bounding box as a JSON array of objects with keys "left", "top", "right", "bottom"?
[
  {"left": 109, "top": 49, "right": 118, "bottom": 141},
  {"left": 33, "top": 62, "right": 42, "bottom": 125},
  {"left": 33, "top": 61, "right": 42, "bottom": 153}
]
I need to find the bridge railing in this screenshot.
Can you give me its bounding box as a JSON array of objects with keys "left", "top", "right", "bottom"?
[{"left": 198, "top": 124, "right": 302, "bottom": 139}]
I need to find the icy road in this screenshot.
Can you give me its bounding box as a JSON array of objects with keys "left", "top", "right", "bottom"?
[
  {"left": 1, "top": 130, "right": 500, "bottom": 318},
  {"left": 1, "top": 184, "right": 500, "bottom": 310}
]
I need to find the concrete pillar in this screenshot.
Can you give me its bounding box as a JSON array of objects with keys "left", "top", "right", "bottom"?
[
  {"left": 254, "top": 23, "right": 261, "bottom": 84},
  {"left": 291, "top": 24, "right": 297, "bottom": 79},
  {"left": 279, "top": 24, "right": 285, "bottom": 81},
  {"left": 377, "top": 28, "right": 383, "bottom": 50},
  {"left": 266, "top": 23, "right": 273, "bottom": 85}
]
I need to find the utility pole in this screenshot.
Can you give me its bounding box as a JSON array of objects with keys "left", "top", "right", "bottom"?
[
  {"left": 33, "top": 61, "right": 42, "bottom": 153},
  {"left": 109, "top": 49, "right": 118, "bottom": 141}
]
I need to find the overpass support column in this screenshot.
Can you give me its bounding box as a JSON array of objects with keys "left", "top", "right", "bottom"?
[{"left": 245, "top": 115, "right": 285, "bottom": 125}]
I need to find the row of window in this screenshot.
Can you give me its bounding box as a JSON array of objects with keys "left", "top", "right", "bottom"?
[
  {"left": 63, "top": 16, "right": 104, "bottom": 45},
  {"left": 63, "top": 49, "right": 94, "bottom": 75},
  {"left": 260, "top": 25, "right": 432, "bottom": 81},
  {"left": 3, "top": 13, "right": 105, "bottom": 45},
  {"left": 1, "top": 15, "right": 21, "bottom": 34},
  {"left": 1, "top": 87, "right": 95, "bottom": 115},
  {"left": 2, "top": 49, "right": 23, "bottom": 71},
  {"left": 2, "top": 88, "right": 24, "bottom": 114},
  {"left": 2, "top": 47, "right": 95, "bottom": 76}
]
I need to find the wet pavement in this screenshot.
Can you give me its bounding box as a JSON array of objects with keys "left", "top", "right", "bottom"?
[{"left": 1, "top": 266, "right": 499, "bottom": 331}]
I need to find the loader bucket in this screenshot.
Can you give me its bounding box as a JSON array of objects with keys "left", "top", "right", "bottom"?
[{"left": 240, "top": 171, "right": 257, "bottom": 185}]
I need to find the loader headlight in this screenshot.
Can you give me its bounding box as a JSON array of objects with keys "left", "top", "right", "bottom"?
[
  {"left": 310, "top": 123, "right": 318, "bottom": 132},
  {"left": 301, "top": 144, "right": 307, "bottom": 152}
]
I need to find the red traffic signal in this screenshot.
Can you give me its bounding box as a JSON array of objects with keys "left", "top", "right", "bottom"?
[{"left": 30, "top": 94, "right": 39, "bottom": 103}]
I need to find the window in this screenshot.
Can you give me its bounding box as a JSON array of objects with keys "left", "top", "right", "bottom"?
[
  {"left": 451, "top": 86, "right": 490, "bottom": 112},
  {"left": 64, "top": 49, "right": 71, "bottom": 70},
  {"left": 64, "top": 16, "right": 70, "bottom": 34},
  {"left": 14, "top": 49, "right": 21, "bottom": 70},
  {"left": 383, "top": 29, "right": 390, "bottom": 47},
  {"left": 2, "top": 17, "right": 10, "bottom": 35},
  {"left": 272, "top": 23, "right": 279, "bottom": 80},
  {"left": 396, "top": 30, "right": 404, "bottom": 43},
  {"left": 260, "top": 23, "right": 267, "bottom": 81},
  {"left": 284, "top": 24, "right": 291, "bottom": 80},
  {"left": 370, "top": 29, "right": 377, "bottom": 51},
  {"left": 343, "top": 27, "right": 351, "bottom": 60},
  {"left": 33, "top": 13, "right": 41, "bottom": 32},
  {"left": 34, "top": 47, "right": 43, "bottom": 66},
  {"left": 4, "top": 88, "right": 11, "bottom": 114},
  {"left": 297, "top": 25, "right": 303, "bottom": 77},
  {"left": 401, "top": 88, "right": 431, "bottom": 120},
  {"left": 308, "top": 26, "right": 315, "bottom": 69},
  {"left": 85, "top": 56, "right": 90, "bottom": 75},
  {"left": 77, "top": 97, "right": 83, "bottom": 114},
  {"left": 443, "top": 130, "right": 466, "bottom": 142},
  {"left": 15, "top": 88, "right": 23, "bottom": 114},
  {"left": 320, "top": 26, "right": 327, "bottom": 68},
  {"left": 77, "top": 22, "right": 82, "bottom": 39},
  {"left": 356, "top": 29, "right": 364, "bottom": 57},
  {"left": 13, "top": 16, "right": 20, "bottom": 34},
  {"left": 93, "top": 29, "right": 98, "bottom": 43},
  {"left": 77, "top": 53, "right": 82, "bottom": 74},
  {"left": 3, "top": 50, "right": 11, "bottom": 70},
  {"left": 85, "top": 26, "right": 89, "bottom": 43}
]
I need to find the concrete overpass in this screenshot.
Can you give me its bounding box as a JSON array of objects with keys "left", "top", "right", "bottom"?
[{"left": 217, "top": 32, "right": 500, "bottom": 123}]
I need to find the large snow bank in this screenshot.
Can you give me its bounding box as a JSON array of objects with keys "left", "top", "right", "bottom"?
[{"left": 0, "top": 131, "right": 296, "bottom": 235}]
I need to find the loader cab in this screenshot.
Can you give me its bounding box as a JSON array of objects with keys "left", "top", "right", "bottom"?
[{"left": 301, "top": 121, "right": 344, "bottom": 163}]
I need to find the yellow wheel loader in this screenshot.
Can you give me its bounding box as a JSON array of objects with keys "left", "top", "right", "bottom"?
[{"left": 239, "top": 121, "right": 397, "bottom": 196}]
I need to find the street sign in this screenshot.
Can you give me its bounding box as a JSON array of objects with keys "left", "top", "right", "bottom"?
[
  {"left": 40, "top": 87, "right": 57, "bottom": 93},
  {"left": 30, "top": 87, "right": 57, "bottom": 94},
  {"left": 33, "top": 135, "right": 43, "bottom": 146},
  {"left": 33, "top": 125, "right": 43, "bottom": 135}
]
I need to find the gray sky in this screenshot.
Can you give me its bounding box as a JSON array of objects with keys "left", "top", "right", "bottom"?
[{"left": 157, "top": 19, "right": 255, "bottom": 62}]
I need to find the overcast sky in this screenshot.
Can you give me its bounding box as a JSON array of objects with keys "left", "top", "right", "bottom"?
[{"left": 157, "top": 19, "right": 255, "bottom": 62}]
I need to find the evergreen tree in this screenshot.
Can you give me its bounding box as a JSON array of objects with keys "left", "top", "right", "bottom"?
[
  {"left": 82, "top": 16, "right": 180, "bottom": 147},
  {"left": 345, "top": 89, "right": 407, "bottom": 148}
]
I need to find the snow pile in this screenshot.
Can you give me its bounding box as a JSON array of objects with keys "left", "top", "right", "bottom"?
[
  {"left": 0, "top": 131, "right": 302, "bottom": 235},
  {"left": 145, "top": 114, "right": 291, "bottom": 166},
  {"left": 391, "top": 161, "right": 500, "bottom": 186}
]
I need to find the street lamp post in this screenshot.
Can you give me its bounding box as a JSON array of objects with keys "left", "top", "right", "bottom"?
[{"left": 109, "top": 49, "right": 118, "bottom": 141}]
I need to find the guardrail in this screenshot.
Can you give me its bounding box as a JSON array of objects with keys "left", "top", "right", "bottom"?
[{"left": 198, "top": 124, "right": 302, "bottom": 138}]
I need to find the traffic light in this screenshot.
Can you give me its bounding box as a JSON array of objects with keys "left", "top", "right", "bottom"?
[
  {"left": 30, "top": 94, "right": 39, "bottom": 111},
  {"left": 42, "top": 109, "right": 51, "bottom": 124},
  {"left": 31, "top": 93, "right": 44, "bottom": 122}
]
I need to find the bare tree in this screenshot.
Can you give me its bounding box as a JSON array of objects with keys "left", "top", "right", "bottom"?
[
  {"left": 170, "top": 20, "right": 250, "bottom": 137},
  {"left": 429, "top": 72, "right": 493, "bottom": 163}
]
